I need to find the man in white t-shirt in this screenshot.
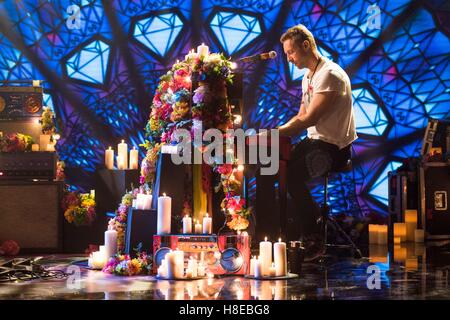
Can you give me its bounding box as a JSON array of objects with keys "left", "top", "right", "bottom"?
[{"left": 278, "top": 25, "right": 357, "bottom": 256}]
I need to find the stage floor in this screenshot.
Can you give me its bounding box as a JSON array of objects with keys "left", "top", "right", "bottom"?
[{"left": 1, "top": 241, "right": 449, "bottom": 300}]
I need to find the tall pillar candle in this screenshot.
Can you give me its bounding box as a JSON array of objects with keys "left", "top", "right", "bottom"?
[
  {"left": 393, "top": 223, "right": 406, "bottom": 242},
  {"left": 368, "top": 224, "right": 379, "bottom": 244},
  {"left": 183, "top": 215, "right": 192, "bottom": 234},
  {"left": 274, "top": 238, "right": 287, "bottom": 276},
  {"left": 118, "top": 140, "right": 128, "bottom": 170},
  {"left": 39, "top": 134, "right": 51, "bottom": 152},
  {"left": 249, "top": 256, "right": 257, "bottom": 276},
  {"left": 129, "top": 146, "right": 139, "bottom": 169},
  {"left": 259, "top": 237, "right": 272, "bottom": 276},
  {"left": 254, "top": 258, "right": 262, "bottom": 278},
  {"left": 405, "top": 210, "right": 417, "bottom": 241},
  {"left": 157, "top": 193, "right": 172, "bottom": 235},
  {"left": 377, "top": 225, "right": 388, "bottom": 245},
  {"left": 104, "top": 228, "right": 117, "bottom": 259},
  {"left": 202, "top": 213, "right": 212, "bottom": 234},
  {"left": 105, "top": 146, "right": 114, "bottom": 169}
]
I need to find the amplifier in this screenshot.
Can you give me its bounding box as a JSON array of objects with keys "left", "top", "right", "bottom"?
[
  {"left": 0, "top": 152, "right": 56, "bottom": 180},
  {"left": 0, "top": 85, "right": 43, "bottom": 120},
  {"left": 419, "top": 162, "right": 450, "bottom": 239},
  {"left": 153, "top": 234, "right": 251, "bottom": 275}
]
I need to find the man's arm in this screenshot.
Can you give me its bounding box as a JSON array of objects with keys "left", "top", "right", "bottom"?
[{"left": 278, "top": 91, "right": 337, "bottom": 137}]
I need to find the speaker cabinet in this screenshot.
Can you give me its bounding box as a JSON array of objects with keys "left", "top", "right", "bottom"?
[{"left": 0, "top": 180, "right": 63, "bottom": 253}]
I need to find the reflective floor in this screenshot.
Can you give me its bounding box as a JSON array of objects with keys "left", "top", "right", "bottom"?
[{"left": 1, "top": 241, "right": 449, "bottom": 300}]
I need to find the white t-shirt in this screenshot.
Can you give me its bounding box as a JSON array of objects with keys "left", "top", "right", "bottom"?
[{"left": 301, "top": 57, "right": 357, "bottom": 149}]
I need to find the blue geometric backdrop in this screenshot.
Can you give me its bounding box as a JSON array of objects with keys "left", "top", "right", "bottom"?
[{"left": 0, "top": 0, "right": 449, "bottom": 218}]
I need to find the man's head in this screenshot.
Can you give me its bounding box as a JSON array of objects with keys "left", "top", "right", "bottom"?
[{"left": 280, "top": 24, "right": 317, "bottom": 69}]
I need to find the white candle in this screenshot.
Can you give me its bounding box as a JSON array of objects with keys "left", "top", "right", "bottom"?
[
  {"left": 254, "top": 257, "right": 262, "bottom": 278},
  {"left": 414, "top": 229, "right": 425, "bottom": 243},
  {"left": 39, "top": 134, "right": 51, "bottom": 151},
  {"left": 202, "top": 213, "right": 212, "bottom": 234},
  {"left": 91, "top": 251, "right": 106, "bottom": 269},
  {"left": 393, "top": 223, "right": 406, "bottom": 242},
  {"left": 157, "top": 193, "right": 171, "bottom": 235},
  {"left": 136, "top": 193, "right": 152, "bottom": 210},
  {"left": 405, "top": 210, "right": 417, "bottom": 242},
  {"left": 117, "top": 155, "right": 125, "bottom": 170},
  {"left": 166, "top": 252, "right": 177, "bottom": 279},
  {"left": 269, "top": 262, "right": 276, "bottom": 277},
  {"left": 118, "top": 140, "right": 128, "bottom": 170},
  {"left": 249, "top": 256, "right": 257, "bottom": 276},
  {"left": 46, "top": 143, "right": 55, "bottom": 152},
  {"left": 197, "top": 263, "right": 206, "bottom": 277},
  {"left": 187, "top": 258, "right": 198, "bottom": 277},
  {"left": 274, "top": 238, "right": 287, "bottom": 276},
  {"left": 377, "top": 225, "right": 388, "bottom": 245},
  {"left": 129, "top": 146, "right": 139, "bottom": 169},
  {"left": 259, "top": 237, "right": 272, "bottom": 276},
  {"left": 104, "top": 229, "right": 117, "bottom": 259},
  {"left": 194, "top": 219, "right": 202, "bottom": 234},
  {"left": 99, "top": 245, "right": 107, "bottom": 260},
  {"left": 183, "top": 215, "right": 192, "bottom": 234},
  {"left": 197, "top": 43, "right": 209, "bottom": 57},
  {"left": 105, "top": 146, "right": 114, "bottom": 169},
  {"left": 31, "top": 144, "right": 39, "bottom": 152},
  {"left": 173, "top": 248, "right": 184, "bottom": 278}
]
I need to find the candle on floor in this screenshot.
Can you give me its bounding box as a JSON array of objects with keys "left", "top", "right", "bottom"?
[
  {"left": 393, "top": 223, "right": 406, "bottom": 242},
  {"left": 414, "top": 229, "right": 425, "bottom": 243},
  {"left": 274, "top": 238, "right": 287, "bottom": 276},
  {"left": 194, "top": 219, "right": 202, "bottom": 234},
  {"left": 104, "top": 228, "right": 117, "bottom": 259},
  {"left": 157, "top": 193, "right": 171, "bottom": 235},
  {"left": 249, "top": 256, "right": 257, "bottom": 276},
  {"left": 377, "top": 225, "right": 388, "bottom": 245},
  {"left": 197, "top": 263, "right": 206, "bottom": 277},
  {"left": 405, "top": 210, "right": 417, "bottom": 242},
  {"left": 202, "top": 213, "right": 212, "bottom": 234},
  {"left": 368, "top": 224, "right": 379, "bottom": 244},
  {"left": 254, "top": 257, "right": 262, "bottom": 278},
  {"left": 269, "top": 263, "right": 276, "bottom": 277},
  {"left": 129, "top": 146, "right": 139, "bottom": 169},
  {"left": 105, "top": 146, "right": 114, "bottom": 169},
  {"left": 91, "top": 251, "right": 106, "bottom": 269},
  {"left": 31, "top": 144, "right": 39, "bottom": 152},
  {"left": 259, "top": 237, "right": 272, "bottom": 276},
  {"left": 182, "top": 215, "right": 192, "bottom": 234},
  {"left": 118, "top": 140, "right": 128, "bottom": 170}
]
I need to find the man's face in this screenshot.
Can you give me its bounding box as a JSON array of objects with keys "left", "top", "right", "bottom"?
[{"left": 283, "top": 38, "right": 306, "bottom": 69}]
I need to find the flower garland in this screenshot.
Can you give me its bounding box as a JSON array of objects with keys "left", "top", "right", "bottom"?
[
  {"left": 102, "top": 252, "right": 152, "bottom": 276},
  {"left": 139, "top": 52, "right": 251, "bottom": 231},
  {"left": 62, "top": 191, "right": 96, "bottom": 226},
  {"left": 108, "top": 189, "right": 139, "bottom": 251},
  {"left": 0, "top": 132, "right": 34, "bottom": 152}
]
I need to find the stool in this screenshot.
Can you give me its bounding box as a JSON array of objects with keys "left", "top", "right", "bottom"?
[{"left": 318, "top": 160, "right": 362, "bottom": 258}]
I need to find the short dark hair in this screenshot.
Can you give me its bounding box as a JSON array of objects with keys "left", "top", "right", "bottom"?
[{"left": 280, "top": 24, "right": 317, "bottom": 50}]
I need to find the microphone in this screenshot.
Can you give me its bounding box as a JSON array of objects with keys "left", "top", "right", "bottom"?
[{"left": 238, "top": 51, "right": 277, "bottom": 63}]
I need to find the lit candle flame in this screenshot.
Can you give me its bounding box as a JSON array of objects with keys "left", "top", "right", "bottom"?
[
  {"left": 278, "top": 238, "right": 281, "bottom": 242},
  {"left": 163, "top": 192, "right": 166, "bottom": 197},
  {"left": 121, "top": 139, "right": 124, "bottom": 143}
]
